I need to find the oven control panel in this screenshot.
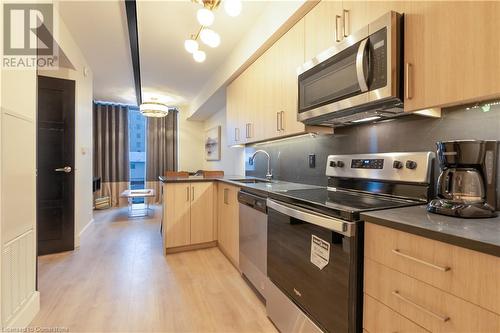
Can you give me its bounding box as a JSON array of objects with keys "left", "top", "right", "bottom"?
[
  {"left": 351, "top": 158, "right": 384, "bottom": 169},
  {"left": 326, "top": 152, "right": 435, "bottom": 183}
]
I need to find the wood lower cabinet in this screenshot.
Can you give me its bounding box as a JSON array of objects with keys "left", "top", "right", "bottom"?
[
  {"left": 364, "top": 294, "right": 428, "bottom": 333},
  {"left": 217, "top": 183, "right": 240, "bottom": 267},
  {"left": 364, "top": 222, "right": 500, "bottom": 333},
  {"left": 365, "top": 222, "right": 500, "bottom": 315},
  {"left": 163, "top": 183, "right": 192, "bottom": 248},
  {"left": 162, "top": 182, "right": 216, "bottom": 252},
  {"left": 190, "top": 182, "right": 215, "bottom": 244}
]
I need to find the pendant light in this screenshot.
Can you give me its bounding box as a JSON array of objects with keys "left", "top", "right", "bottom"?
[
  {"left": 224, "top": 0, "right": 241, "bottom": 17},
  {"left": 199, "top": 28, "right": 221, "bottom": 48},
  {"left": 140, "top": 101, "right": 170, "bottom": 118},
  {"left": 197, "top": 7, "right": 215, "bottom": 26},
  {"left": 184, "top": 38, "right": 199, "bottom": 54}
]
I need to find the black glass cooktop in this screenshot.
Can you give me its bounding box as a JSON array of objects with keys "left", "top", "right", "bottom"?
[{"left": 269, "top": 187, "right": 423, "bottom": 221}]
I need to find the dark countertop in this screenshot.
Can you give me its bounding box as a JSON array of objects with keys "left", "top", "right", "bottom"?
[
  {"left": 158, "top": 175, "right": 322, "bottom": 196},
  {"left": 361, "top": 205, "right": 500, "bottom": 257}
]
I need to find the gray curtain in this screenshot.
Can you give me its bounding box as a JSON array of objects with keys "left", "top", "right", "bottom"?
[
  {"left": 145, "top": 110, "right": 178, "bottom": 203},
  {"left": 93, "top": 102, "right": 130, "bottom": 207}
]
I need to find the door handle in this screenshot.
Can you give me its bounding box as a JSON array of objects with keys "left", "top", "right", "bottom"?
[
  {"left": 392, "top": 290, "right": 450, "bottom": 322},
  {"left": 276, "top": 112, "right": 280, "bottom": 131},
  {"left": 186, "top": 186, "right": 190, "bottom": 201},
  {"left": 335, "top": 15, "right": 342, "bottom": 42},
  {"left": 405, "top": 63, "right": 413, "bottom": 100},
  {"left": 55, "top": 166, "right": 72, "bottom": 173},
  {"left": 392, "top": 249, "right": 451, "bottom": 272},
  {"left": 343, "top": 9, "right": 350, "bottom": 37},
  {"left": 280, "top": 111, "right": 285, "bottom": 131},
  {"left": 191, "top": 186, "right": 194, "bottom": 201},
  {"left": 355, "top": 38, "right": 369, "bottom": 92},
  {"left": 223, "top": 188, "right": 228, "bottom": 204}
]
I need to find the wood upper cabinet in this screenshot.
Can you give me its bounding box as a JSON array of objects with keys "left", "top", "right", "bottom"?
[
  {"left": 217, "top": 183, "right": 240, "bottom": 267},
  {"left": 277, "top": 19, "right": 305, "bottom": 136},
  {"left": 226, "top": 79, "right": 242, "bottom": 146},
  {"left": 404, "top": 1, "right": 500, "bottom": 112},
  {"left": 163, "top": 182, "right": 216, "bottom": 251},
  {"left": 226, "top": 20, "right": 306, "bottom": 144},
  {"left": 304, "top": 0, "right": 343, "bottom": 61}
]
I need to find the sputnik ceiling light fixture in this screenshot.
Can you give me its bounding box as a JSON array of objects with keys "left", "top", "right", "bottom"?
[{"left": 184, "top": 0, "right": 242, "bottom": 63}]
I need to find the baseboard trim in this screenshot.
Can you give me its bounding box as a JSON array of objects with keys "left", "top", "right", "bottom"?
[
  {"left": 4, "top": 291, "right": 40, "bottom": 328},
  {"left": 75, "top": 218, "right": 94, "bottom": 248},
  {"left": 216, "top": 242, "right": 240, "bottom": 270},
  {"left": 165, "top": 241, "right": 217, "bottom": 254}
]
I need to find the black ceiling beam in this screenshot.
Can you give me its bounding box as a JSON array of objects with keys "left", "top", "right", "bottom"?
[{"left": 125, "top": 0, "right": 142, "bottom": 106}]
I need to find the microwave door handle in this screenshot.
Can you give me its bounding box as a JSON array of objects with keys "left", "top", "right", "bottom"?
[{"left": 355, "top": 38, "right": 369, "bottom": 92}]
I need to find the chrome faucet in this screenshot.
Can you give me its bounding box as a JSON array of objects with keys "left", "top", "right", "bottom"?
[{"left": 250, "top": 150, "right": 273, "bottom": 180}]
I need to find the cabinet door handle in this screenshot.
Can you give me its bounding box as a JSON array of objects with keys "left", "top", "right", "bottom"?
[
  {"left": 392, "top": 290, "right": 450, "bottom": 322},
  {"left": 335, "top": 15, "right": 342, "bottom": 42},
  {"left": 405, "top": 63, "right": 413, "bottom": 100},
  {"left": 246, "top": 123, "right": 252, "bottom": 139},
  {"left": 343, "top": 9, "right": 350, "bottom": 37},
  {"left": 223, "top": 188, "right": 228, "bottom": 204},
  {"left": 276, "top": 112, "right": 280, "bottom": 131},
  {"left": 235, "top": 128, "right": 240, "bottom": 141},
  {"left": 186, "top": 186, "right": 190, "bottom": 201},
  {"left": 280, "top": 111, "right": 285, "bottom": 131},
  {"left": 392, "top": 249, "right": 450, "bottom": 272},
  {"left": 191, "top": 186, "right": 194, "bottom": 201}
]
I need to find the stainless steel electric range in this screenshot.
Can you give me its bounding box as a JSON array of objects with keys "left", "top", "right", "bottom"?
[{"left": 265, "top": 152, "right": 435, "bottom": 333}]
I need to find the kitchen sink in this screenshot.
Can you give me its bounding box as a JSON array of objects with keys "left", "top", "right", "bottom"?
[{"left": 232, "top": 178, "right": 271, "bottom": 184}]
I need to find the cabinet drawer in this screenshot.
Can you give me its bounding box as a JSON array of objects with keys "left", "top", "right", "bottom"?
[
  {"left": 364, "top": 294, "right": 428, "bottom": 333},
  {"left": 365, "top": 258, "right": 500, "bottom": 333},
  {"left": 365, "top": 222, "right": 500, "bottom": 314}
]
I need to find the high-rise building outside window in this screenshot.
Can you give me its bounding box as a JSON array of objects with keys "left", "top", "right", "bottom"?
[{"left": 128, "top": 107, "right": 146, "bottom": 203}]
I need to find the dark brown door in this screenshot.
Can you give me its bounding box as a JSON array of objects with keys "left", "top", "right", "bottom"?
[{"left": 37, "top": 76, "right": 75, "bottom": 255}]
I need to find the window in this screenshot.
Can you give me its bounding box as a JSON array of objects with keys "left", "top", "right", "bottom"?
[{"left": 128, "top": 107, "right": 146, "bottom": 203}]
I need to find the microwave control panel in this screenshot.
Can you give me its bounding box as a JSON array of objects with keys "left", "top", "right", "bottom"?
[{"left": 368, "top": 27, "right": 387, "bottom": 90}]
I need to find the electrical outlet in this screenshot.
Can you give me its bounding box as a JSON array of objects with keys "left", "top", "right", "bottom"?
[
  {"left": 248, "top": 157, "right": 254, "bottom": 166},
  {"left": 308, "top": 154, "right": 316, "bottom": 168}
]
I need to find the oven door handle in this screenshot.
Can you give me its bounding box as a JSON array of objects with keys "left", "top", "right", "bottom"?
[
  {"left": 267, "top": 199, "right": 355, "bottom": 237},
  {"left": 355, "top": 38, "right": 369, "bottom": 93}
]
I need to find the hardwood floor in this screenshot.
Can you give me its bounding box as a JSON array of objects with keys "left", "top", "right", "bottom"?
[{"left": 31, "top": 206, "right": 277, "bottom": 332}]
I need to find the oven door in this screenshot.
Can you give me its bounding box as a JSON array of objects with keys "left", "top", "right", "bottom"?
[{"left": 266, "top": 199, "right": 362, "bottom": 333}]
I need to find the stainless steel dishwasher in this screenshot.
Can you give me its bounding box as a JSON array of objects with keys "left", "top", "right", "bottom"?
[{"left": 238, "top": 190, "right": 267, "bottom": 300}]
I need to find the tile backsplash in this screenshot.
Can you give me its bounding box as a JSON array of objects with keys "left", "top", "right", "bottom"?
[{"left": 246, "top": 103, "right": 500, "bottom": 197}]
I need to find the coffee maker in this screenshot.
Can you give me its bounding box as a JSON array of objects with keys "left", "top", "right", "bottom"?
[{"left": 427, "top": 140, "right": 498, "bottom": 218}]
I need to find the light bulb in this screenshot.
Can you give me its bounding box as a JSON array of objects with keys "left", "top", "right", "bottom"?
[
  {"left": 184, "top": 38, "right": 198, "bottom": 54},
  {"left": 224, "top": 0, "right": 241, "bottom": 17},
  {"left": 193, "top": 50, "right": 206, "bottom": 63},
  {"left": 200, "top": 28, "right": 221, "bottom": 48},
  {"left": 197, "top": 8, "right": 214, "bottom": 26}
]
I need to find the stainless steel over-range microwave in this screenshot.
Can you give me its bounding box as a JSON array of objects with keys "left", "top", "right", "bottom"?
[{"left": 297, "top": 11, "right": 404, "bottom": 126}]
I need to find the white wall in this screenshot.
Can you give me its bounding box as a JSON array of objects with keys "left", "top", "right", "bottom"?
[
  {"left": 0, "top": 2, "right": 39, "bottom": 327},
  {"left": 202, "top": 108, "right": 245, "bottom": 176},
  {"left": 38, "top": 2, "right": 94, "bottom": 246},
  {"left": 177, "top": 106, "right": 204, "bottom": 172}
]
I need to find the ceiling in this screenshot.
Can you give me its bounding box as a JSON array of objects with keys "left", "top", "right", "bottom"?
[
  {"left": 137, "top": 0, "right": 268, "bottom": 106},
  {"left": 58, "top": 1, "right": 136, "bottom": 104},
  {"left": 58, "top": 0, "right": 269, "bottom": 107}
]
